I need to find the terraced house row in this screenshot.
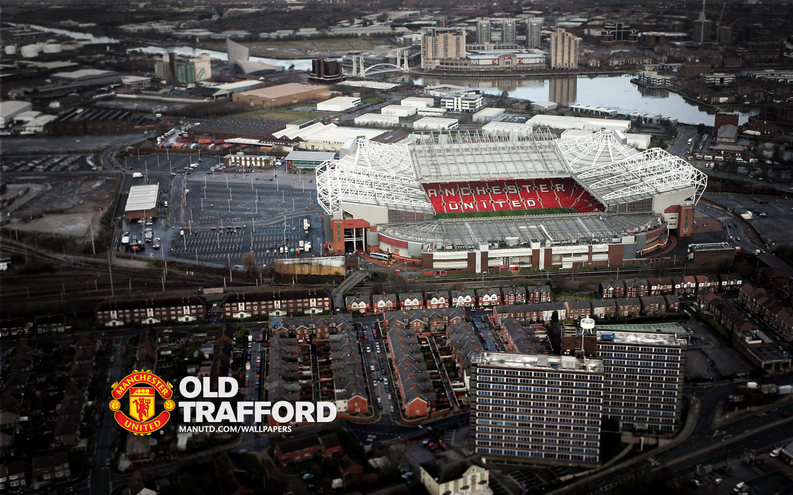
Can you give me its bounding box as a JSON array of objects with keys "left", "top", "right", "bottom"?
[
  {"left": 387, "top": 322, "right": 438, "bottom": 418},
  {"left": 346, "top": 286, "right": 552, "bottom": 314},
  {"left": 493, "top": 295, "right": 680, "bottom": 323},
  {"left": 599, "top": 273, "right": 741, "bottom": 298}
]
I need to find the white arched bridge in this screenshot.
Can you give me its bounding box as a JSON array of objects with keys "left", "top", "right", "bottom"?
[{"left": 348, "top": 48, "right": 411, "bottom": 78}]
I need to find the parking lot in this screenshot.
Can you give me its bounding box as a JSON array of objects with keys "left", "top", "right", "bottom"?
[
  {"left": 1, "top": 154, "right": 97, "bottom": 173},
  {"left": 706, "top": 192, "right": 793, "bottom": 246},
  {"left": 121, "top": 153, "right": 325, "bottom": 266}
]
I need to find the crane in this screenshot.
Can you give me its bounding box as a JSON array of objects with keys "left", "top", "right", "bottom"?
[{"left": 716, "top": 1, "right": 727, "bottom": 43}]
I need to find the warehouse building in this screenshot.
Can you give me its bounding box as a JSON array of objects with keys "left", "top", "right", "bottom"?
[
  {"left": 232, "top": 83, "right": 332, "bottom": 108},
  {"left": 125, "top": 184, "right": 159, "bottom": 220},
  {"left": 413, "top": 117, "right": 459, "bottom": 131},
  {"left": 316, "top": 96, "right": 360, "bottom": 112},
  {"left": 381, "top": 104, "right": 417, "bottom": 117},
  {"left": 0, "top": 100, "right": 32, "bottom": 128},
  {"left": 354, "top": 113, "right": 399, "bottom": 127},
  {"left": 472, "top": 107, "right": 505, "bottom": 123}
]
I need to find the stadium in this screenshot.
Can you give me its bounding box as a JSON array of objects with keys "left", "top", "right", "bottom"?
[{"left": 316, "top": 128, "right": 707, "bottom": 273}]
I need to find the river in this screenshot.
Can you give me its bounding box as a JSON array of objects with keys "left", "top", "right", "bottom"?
[{"left": 412, "top": 74, "right": 754, "bottom": 126}]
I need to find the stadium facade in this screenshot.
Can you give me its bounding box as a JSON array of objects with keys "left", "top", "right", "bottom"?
[{"left": 316, "top": 129, "right": 706, "bottom": 273}]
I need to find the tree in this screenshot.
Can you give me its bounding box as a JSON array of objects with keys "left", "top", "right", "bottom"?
[{"left": 242, "top": 251, "right": 257, "bottom": 271}]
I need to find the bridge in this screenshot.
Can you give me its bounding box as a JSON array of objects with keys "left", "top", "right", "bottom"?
[{"left": 348, "top": 48, "right": 411, "bottom": 78}]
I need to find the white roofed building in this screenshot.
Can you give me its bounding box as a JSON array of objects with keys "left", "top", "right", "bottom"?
[{"left": 125, "top": 184, "right": 159, "bottom": 220}]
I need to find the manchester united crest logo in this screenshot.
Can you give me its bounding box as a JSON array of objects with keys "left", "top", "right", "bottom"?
[{"left": 109, "top": 370, "right": 175, "bottom": 435}]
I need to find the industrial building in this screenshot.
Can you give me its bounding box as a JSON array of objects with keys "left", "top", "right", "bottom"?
[
  {"left": 413, "top": 117, "right": 459, "bottom": 131},
  {"left": 232, "top": 83, "right": 332, "bottom": 108},
  {"left": 124, "top": 184, "right": 160, "bottom": 220},
  {"left": 0, "top": 100, "right": 32, "bottom": 128},
  {"left": 316, "top": 96, "right": 360, "bottom": 112},
  {"left": 381, "top": 104, "right": 417, "bottom": 117},
  {"left": 526, "top": 115, "right": 631, "bottom": 132},
  {"left": 401, "top": 97, "right": 435, "bottom": 109},
  {"left": 472, "top": 107, "right": 505, "bottom": 123},
  {"left": 273, "top": 122, "right": 385, "bottom": 151},
  {"left": 354, "top": 113, "right": 399, "bottom": 127}
]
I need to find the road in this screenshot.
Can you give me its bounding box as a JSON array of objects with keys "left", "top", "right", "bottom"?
[{"left": 668, "top": 125, "right": 698, "bottom": 158}]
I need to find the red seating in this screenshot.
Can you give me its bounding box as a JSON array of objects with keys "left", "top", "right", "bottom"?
[{"left": 422, "top": 179, "right": 603, "bottom": 215}]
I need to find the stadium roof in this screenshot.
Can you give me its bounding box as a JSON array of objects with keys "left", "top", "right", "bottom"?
[
  {"left": 125, "top": 184, "right": 159, "bottom": 213},
  {"left": 411, "top": 129, "right": 568, "bottom": 182}
]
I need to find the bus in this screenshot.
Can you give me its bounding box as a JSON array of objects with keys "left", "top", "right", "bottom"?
[{"left": 370, "top": 251, "right": 392, "bottom": 263}]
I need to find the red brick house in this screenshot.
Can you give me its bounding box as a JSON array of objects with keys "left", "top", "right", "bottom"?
[
  {"left": 477, "top": 288, "right": 501, "bottom": 307},
  {"left": 221, "top": 289, "right": 331, "bottom": 318},
  {"left": 640, "top": 295, "right": 666, "bottom": 314},
  {"left": 399, "top": 292, "right": 424, "bottom": 310},
  {"left": 273, "top": 433, "right": 343, "bottom": 467},
  {"left": 372, "top": 294, "right": 398, "bottom": 314},
  {"left": 502, "top": 287, "right": 527, "bottom": 305},
  {"left": 345, "top": 295, "right": 370, "bottom": 314},
  {"left": 96, "top": 296, "right": 206, "bottom": 326},
  {"left": 695, "top": 275, "right": 717, "bottom": 293},
  {"left": 649, "top": 277, "right": 674, "bottom": 296},
  {"left": 664, "top": 294, "right": 680, "bottom": 312},
  {"left": 527, "top": 285, "right": 553, "bottom": 303},
  {"left": 718, "top": 273, "right": 742, "bottom": 292},
  {"left": 591, "top": 299, "right": 618, "bottom": 319},
  {"left": 565, "top": 300, "right": 592, "bottom": 320},
  {"left": 616, "top": 298, "right": 642, "bottom": 317},
  {"left": 425, "top": 291, "right": 450, "bottom": 309},
  {"left": 599, "top": 280, "right": 625, "bottom": 299}
]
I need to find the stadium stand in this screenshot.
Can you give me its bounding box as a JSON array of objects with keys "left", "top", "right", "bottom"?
[{"left": 422, "top": 179, "right": 603, "bottom": 215}]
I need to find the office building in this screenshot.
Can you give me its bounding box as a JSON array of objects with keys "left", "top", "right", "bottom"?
[
  {"left": 476, "top": 19, "right": 491, "bottom": 45},
  {"left": 309, "top": 58, "right": 344, "bottom": 84},
  {"left": 636, "top": 71, "right": 673, "bottom": 87},
  {"left": 527, "top": 18, "right": 542, "bottom": 49},
  {"left": 421, "top": 27, "right": 466, "bottom": 70},
  {"left": 502, "top": 19, "right": 517, "bottom": 45},
  {"left": 470, "top": 352, "right": 603, "bottom": 465},
  {"left": 440, "top": 91, "right": 484, "bottom": 112},
  {"left": 477, "top": 18, "right": 517, "bottom": 46},
  {"left": 551, "top": 28, "right": 581, "bottom": 69},
  {"left": 154, "top": 53, "right": 211, "bottom": 85}
]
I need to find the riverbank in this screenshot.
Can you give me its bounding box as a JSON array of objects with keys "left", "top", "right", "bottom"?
[{"left": 412, "top": 67, "right": 637, "bottom": 79}]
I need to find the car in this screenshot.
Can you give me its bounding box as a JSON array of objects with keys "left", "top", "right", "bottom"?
[
  {"left": 383, "top": 378, "right": 388, "bottom": 385},
  {"left": 770, "top": 447, "right": 782, "bottom": 457},
  {"left": 372, "top": 380, "right": 378, "bottom": 386}
]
